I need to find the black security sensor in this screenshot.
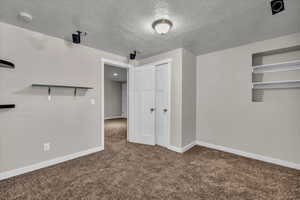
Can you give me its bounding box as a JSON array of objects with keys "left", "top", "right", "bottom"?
[
  {"left": 72, "top": 31, "right": 81, "bottom": 44},
  {"left": 130, "top": 51, "right": 137, "bottom": 60},
  {"left": 72, "top": 31, "right": 87, "bottom": 44},
  {"left": 270, "top": 0, "right": 285, "bottom": 15}
]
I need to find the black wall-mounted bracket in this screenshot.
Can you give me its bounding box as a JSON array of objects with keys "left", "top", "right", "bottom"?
[
  {"left": 48, "top": 87, "right": 51, "bottom": 99},
  {"left": 74, "top": 88, "right": 77, "bottom": 96}
]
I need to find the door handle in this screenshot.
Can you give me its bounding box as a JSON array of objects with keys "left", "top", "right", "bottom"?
[
  {"left": 163, "top": 109, "right": 168, "bottom": 112},
  {"left": 150, "top": 108, "right": 155, "bottom": 112}
]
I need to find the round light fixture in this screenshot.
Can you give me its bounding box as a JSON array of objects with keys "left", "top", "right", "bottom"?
[
  {"left": 152, "top": 19, "right": 173, "bottom": 35},
  {"left": 113, "top": 73, "right": 119, "bottom": 77}
]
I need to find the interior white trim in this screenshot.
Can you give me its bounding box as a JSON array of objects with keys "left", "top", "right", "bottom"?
[
  {"left": 149, "top": 58, "right": 172, "bottom": 67},
  {"left": 0, "top": 146, "right": 104, "bottom": 181},
  {"left": 196, "top": 141, "right": 300, "bottom": 170},
  {"left": 181, "top": 141, "right": 197, "bottom": 152},
  {"left": 101, "top": 58, "right": 131, "bottom": 68},
  {"left": 168, "top": 141, "right": 196, "bottom": 153},
  {"left": 167, "top": 145, "right": 183, "bottom": 153},
  {"left": 128, "top": 67, "right": 134, "bottom": 143}
]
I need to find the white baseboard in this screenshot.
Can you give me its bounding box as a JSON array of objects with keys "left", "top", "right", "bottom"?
[
  {"left": 2, "top": 141, "right": 298, "bottom": 181},
  {"left": 0, "top": 146, "right": 104, "bottom": 181},
  {"left": 168, "top": 141, "right": 196, "bottom": 153},
  {"left": 167, "top": 145, "right": 182, "bottom": 153},
  {"left": 104, "top": 116, "right": 124, "bottom": 120},
  {"left": 196, "top": 141, "right": 300, "bottom": 170},
  {"left": 182, "top": 141, "right": 197, "bottom": 153}
]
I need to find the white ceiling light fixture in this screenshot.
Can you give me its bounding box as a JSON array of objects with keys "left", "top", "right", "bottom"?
[
  {"left": 152, "top": 19, "right": 173, "bottom": 35},
  {"left": 113, "top": 73, "right": 119, "bottom": 77}
]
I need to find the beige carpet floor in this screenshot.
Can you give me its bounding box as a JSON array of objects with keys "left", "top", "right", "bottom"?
[{"left": 0, "top": 118, "right": 299, "bottom": 200}]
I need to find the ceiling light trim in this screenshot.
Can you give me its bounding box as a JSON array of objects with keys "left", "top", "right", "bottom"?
[{"left": 152, "top": 19, "right": 173, "bottom": 35}]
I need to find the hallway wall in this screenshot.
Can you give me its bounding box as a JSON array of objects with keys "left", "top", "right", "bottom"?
[
  {"left": 104, "top": 77, "right": 122, "bottom": 119},
  {"left": 122, "top": 83, "right": 127, "bottom": 118}
]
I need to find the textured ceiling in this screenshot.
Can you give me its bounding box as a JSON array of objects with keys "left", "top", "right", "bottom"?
[{"left": 0, "top": 0, "right": 300, "bottom": 58}]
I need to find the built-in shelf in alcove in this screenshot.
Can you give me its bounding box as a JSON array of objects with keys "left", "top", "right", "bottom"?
[
  {"left": 32, "top": 84, "right": 93, "bottom": 97},
  {"left": 253, "top": 80, "right": 300, "bottom": 90},
  {"left": 0, "top": 59, "right": 15, "bottom": 69},
  {"left": 253, "top": 60, "right": 300, "bottom": 74},
  {"left": 252, "top": 45, "right": 300, "bottom": 102},
  {"left": 0, "top": 104, "right": 15, "bottom": 109}
]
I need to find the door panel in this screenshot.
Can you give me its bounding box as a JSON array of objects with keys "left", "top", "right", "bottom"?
[
  {"left": 156, "top": 64, "right": 170, "bottom": 147},
  {"left": 130, "top": 65, "right": 156, "bottom": 145}
]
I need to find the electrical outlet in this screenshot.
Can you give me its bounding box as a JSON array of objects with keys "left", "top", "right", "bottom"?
[{"left": 43, "top": 143, "right": 50, "bottom": 152}]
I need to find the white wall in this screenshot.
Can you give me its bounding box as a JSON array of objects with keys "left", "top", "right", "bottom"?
[
  {"left": 0, "top": 22, "right": 126, "bottom": 173},
  {"left": 181, "top": 49, "right": 197, "bottom": 146},
  {"left": 104, "top": 78, "right": 122, "bottom": 118},
  {"left": 139, "top": 49, "right": 183, "bottom": 148},
  {"left": 104, "top": 66, "right": 123, "bottom": 118},
  {"left": 122, "top": 83, "right": 127, "bottom": 118},
  {"left": 197, "top": 33, "right": 300, "bottom": 164}
]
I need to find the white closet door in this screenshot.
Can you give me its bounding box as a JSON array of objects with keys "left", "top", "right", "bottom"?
[
  {"left": 155, "top": 63, "right": 170, "bottom": 147},
  {"left": 129, "top": 65, "right": 156, "bottom": 145}
]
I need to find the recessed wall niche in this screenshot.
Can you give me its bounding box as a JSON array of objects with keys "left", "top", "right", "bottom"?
[{"left": 252, "top": 45, "right": 300, "bottom": 102}]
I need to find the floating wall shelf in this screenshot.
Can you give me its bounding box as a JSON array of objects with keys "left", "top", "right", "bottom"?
[
  {"left": 32, "top": 84, "right": 93, "bottom": 97},
  {"left": 0, "top": 104, "right": 16, "bottom": 109},
  {"left": 253, "top": 60, "right": 300, "bottom": 74},
  {"left": 0, "top": 59, "right": 15, "bottom": 69},
  {"left": 253, "top": 80, "right": 300, "bottom": 90},
  {"left": 32, "top": 84, "right": 93, "bottom": 90}
]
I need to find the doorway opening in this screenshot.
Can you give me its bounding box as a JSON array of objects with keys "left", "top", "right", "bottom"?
[
  {"left": 101, "top": 58, "right": 171, "bottom": 151},
  {"left": 101, "top": 59, "right": 131, "bottom": 151}
]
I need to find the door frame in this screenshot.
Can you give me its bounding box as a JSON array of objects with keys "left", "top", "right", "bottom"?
[
  {"left": 129, "top": 59, "right": 172, "bottom": 148},
  {"left": 101, "top": 58, "right": 132, "bottom": 148}
]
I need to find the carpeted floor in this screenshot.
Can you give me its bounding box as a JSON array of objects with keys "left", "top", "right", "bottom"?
[{"left": 0, "top": 118, "right": 299, "bottom": 200}]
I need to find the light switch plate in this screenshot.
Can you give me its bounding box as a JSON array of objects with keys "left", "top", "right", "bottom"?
[{"left": 44, "top": 143, "right": 50, "bottom": 151}]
